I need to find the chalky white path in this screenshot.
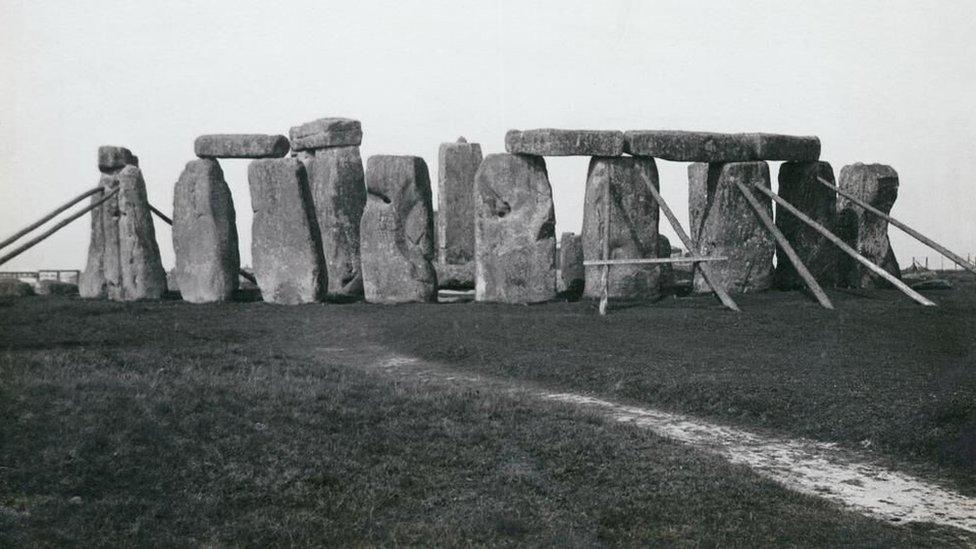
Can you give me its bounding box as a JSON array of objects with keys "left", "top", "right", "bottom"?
[{"left": 372, "top": 354, "right": 976, "bottom": 535}]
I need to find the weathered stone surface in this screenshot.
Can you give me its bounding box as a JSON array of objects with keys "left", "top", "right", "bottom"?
[
  {"left": 289, "top": 118, "right": 362, "bottom": 151},
  {"left": 836, "top": 163, "right": 901, "bottom": 288},
  {"left": 775, "top": 161, "right": 839, "bottom": 289},
  {"left": 505, "top": 129, "right": 624, "bottom": 157},
  {"left": 98, "top": 146, "right": 136, "bottom": 173},
  {"left": 559, "top": 232, "right": 584, "bottom": 297},
  {"left": 105, "top": 166, "right": 167, "bottom": 301},
  {"left": 658, "top": 234, "right": 674, "bottom": 286},
  {"left": 248, "top": 158, "right": 327, "bottom": 304},
  {"left": 582, "top": 157, "right": 661, "bottom": 299},
  {"left": 688, "top": 162, "right": 775, "bottom": 294},
  {"left": 438, "top": 137, "right": 483, "bottom": 264},
  {"left": 173, "top": 159, "right": 240, "bottom": 303},
  {"left": 435, "top": 261, "right": 474, "bottom": 290},
  {"left": 306, "top": 146, "right": 367, "bottom": 298},
  {"left": 624, "top": 131, "right": 820, "bottom": 162},
  {"left": 195, "top": 134, "right": 290, "bottom": 159},
  {"left": 360, "top": 155, "right": 437, "bottom": 303},
  {"left": 79, "top": 174, "right": 116, "bottom": 298},
  {"left": 474, "top": 154, "right": 556, "bottom": 303}
]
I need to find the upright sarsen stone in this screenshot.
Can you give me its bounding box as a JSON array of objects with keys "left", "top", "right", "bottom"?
[
  {"left": 688, "top": 162, "right": 775, "bottom": 294},
  {"left": 79, "top": 173, "right": 117, "bottom": 298},
  {"left": 474, "top": 154, "right": 556, "bottom": 303},
  {"left": 582, "top": 157, "right": 661, "bottom": 299},
  {"left": 559, "top": 232, "right": 584, "bottom": 297},
  {"left": 775, "top": 161, "right": 839, "bottom": 289},
  {"left": 360, "top": 155, "right": 437, "bottom": 303},
  {"left": 836, "top": 163, "right": 901, "bottom": 288},
  {"left": 107, "top": 166, "right": 167, "bottom": 301},
  {"left": 438, "top": 137, "right": 483, "bottom": 264},
  {"left": 306, "top": 146, "right": 367, "bottom": 298},
  {"left": 248, "top": 158, "right": 326, "bottom": 304},
  {"left": 173, "top": 159, "right": 240, "bottom": 303}
]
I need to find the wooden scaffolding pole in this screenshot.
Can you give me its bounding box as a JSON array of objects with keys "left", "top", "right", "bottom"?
[
  {"left": 753, "top": 183, "right": 935, "bottom": 307},
  {"left": 733, "top": 181, "right": 834, "bottom": 310},
  {"left": 817, "top": 176, "right": 975, "bottom": 275},
  {"left": 644, "top": 181, "right": 741, "bottom": 312},
  {"left": 584, "top": 256, "right": 726, "bottom": 266},
  {"left": 0, "top": 188, "right": 119, "bottom": 268},
  {"left": 0, "top": 186, "right": 102, "bottom": 251},
  {"left": 147, "top": 203, "right": 257, "bottom": 285}
]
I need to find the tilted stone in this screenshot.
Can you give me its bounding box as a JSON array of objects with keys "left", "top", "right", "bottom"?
[
  {"left": 172, "top": 159, "right": 240, "bottom": 303},
  {"left": 306, "top": 146, "right": 367, "bottom": 298},
  {"left": 79, "top": 173, "right": 116, "bottom": 298},
  {"left": 836, "top": 163, "right": 901, "bottom": 288},
  {"left": 289, "top": 118, "right": 362, "bottom": 151},
  {"left": 559, "top": 232, "right": 584, "bottom": 297},
  {"left": 98, "top": 145, "right": 137, "bottom": 173},
  {"left": 360, "top": 155, "right": 437, "bottom": 303},
  {"left": 248, "top": 158, "right": 327, "bottom": 304},
  {"left": 474, "top": 153, "right": 556, "bottom": 303},
  {"left": 105, "top": 166, "right": 167, "bottom": 301},
  {"left": 505, "top": 129, "right": 624, "bottom": 157},
  {"left": 582, "top": 157, "right": 661, "bottom": 299},
  {"left": 624, "top": 130, "right": 820, "bottom": 162},
  {"left": 688, "top": 162, "right": 775, "bottom": 294},
  {"left": 195, "top": 134, "right": 290, "bottom": 159},
  {"left": 775, "top": 161, "right": 839, "bottom": 289},
  {"left": 438, "top": 137, "right": 483, "bottom": 264}
]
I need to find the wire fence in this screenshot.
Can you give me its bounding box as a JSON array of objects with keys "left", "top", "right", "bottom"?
[{"left": 909, "top": 255, "right": 975, "bottom": 271}]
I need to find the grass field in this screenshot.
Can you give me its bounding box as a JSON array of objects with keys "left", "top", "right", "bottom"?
[{"left": 1, "top": 275, "right": 973, "bottom": 546}]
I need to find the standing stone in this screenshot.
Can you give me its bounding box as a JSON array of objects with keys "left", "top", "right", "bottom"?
[
  {"left": 688, "top": 162, "right": 775, "bottom": 294},
  {"left": 776, "top": 161, "right": 839, "bottom": 289},
  {"left": 474, "top": 154, "right": 556, "bottom": 303},
  {"left": 360, "top": 155, "right": 437, "bottom": 304},
  {"left": 658, "top": 234, "right": 674, "bottom": 286},
  {"left": 248, "top": 158, "right": 326, "bottom": 304},
  {"left": 582, "top": 157, "right": 661, "bottom": 299},
  {"left": 79, "top": 173, "right": 116, "bottom": 298},
  {"left": 98, "top": 146, "right": 137, "bottom": 173},
  {"left": 306, "top": 146, "right": 367, "bottom": 298},
  {"left": 836, "top": 163, "right": 901, "bottom": 288},
  {"left": 438, "top": 137, "right": 483, "bottom": 264},
  {"left": 106, "top": 166, "right": 167, "bottom": 301},
  {"left": 559, "top": 232, "right": 584, "bottom": 297},
  {"left": 173, "top": 159, "right": 240, "bottom": 303}
]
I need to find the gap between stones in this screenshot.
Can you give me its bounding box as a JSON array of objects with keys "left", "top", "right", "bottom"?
[{"left": 326, "top": 347, "right": 976, "bottom": 536}]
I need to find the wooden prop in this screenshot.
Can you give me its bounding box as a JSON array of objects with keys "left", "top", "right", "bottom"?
[
  {"left": 0, "top": 186, "right": 102, "bottom": 251},
  {"left": 816, "top": 176, "right": 975, "bottom": 275},
  {"left": 643, "top": 181, "right": 741, "bottom": 312},
  {"left": 584, "top": 256, "right": 726, "bottom": 266},
  {"left": 146, "top": 203, "right": 257, "bottom": 285},
  {"left": 734, "top": 181, "right": 834, "bottom": 310},
  {"left": 0, "top": 188, "right": 118, "bottom": 267},
  {"left": 754, "top": 183, "right": 935, "bottom": 307}
]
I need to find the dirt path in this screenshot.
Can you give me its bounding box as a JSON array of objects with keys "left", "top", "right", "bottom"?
[{"left": 343, "top": 349, "right": 976, "bottom": 536}]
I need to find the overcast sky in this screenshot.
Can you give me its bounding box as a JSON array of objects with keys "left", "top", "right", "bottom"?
[{"left": 2, "top": 0, "right": 974, "bottom": 272}]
